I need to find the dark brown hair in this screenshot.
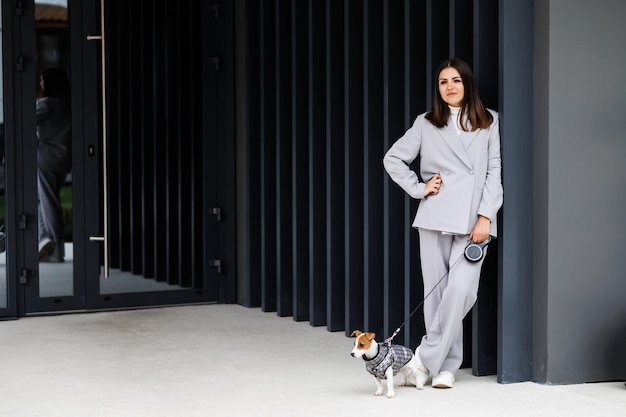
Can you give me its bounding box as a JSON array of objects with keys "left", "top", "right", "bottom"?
[
  {"left": 425, "top": 58, "right": 493, "bottom": 131},
  {"left": 41, "top": 66, "right": 70, "bottom": 100}
]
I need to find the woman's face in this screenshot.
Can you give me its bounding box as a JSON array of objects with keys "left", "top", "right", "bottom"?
[{"left": 438, "top": 67, "right": 464, "bottom": 107}]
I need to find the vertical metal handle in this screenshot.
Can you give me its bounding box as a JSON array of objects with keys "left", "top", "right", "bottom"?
[{"left": 87, "top": 0, "right": 110, "bottom": 278}]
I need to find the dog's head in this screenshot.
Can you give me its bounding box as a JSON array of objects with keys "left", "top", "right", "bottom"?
[{"left": 350, "top": 330, "right": 377, "bottom": 358}]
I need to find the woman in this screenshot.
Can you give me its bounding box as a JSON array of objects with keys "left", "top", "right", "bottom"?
[
  {"left": 383, "top": 58, "right": 503, "bottom": 388},
  {"left": 37, "top": 67, "right": 72, "bottom": 262}
]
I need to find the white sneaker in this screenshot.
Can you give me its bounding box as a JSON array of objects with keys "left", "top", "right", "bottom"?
[
  {"left": 38, "top": 238, "right": 55, "bottom": 261},
  {"left": 432, "top": 371, "right": 455, "bottom": 388},
  {"left": 414, "top": 346, "right": 430, "bottom": 387}
]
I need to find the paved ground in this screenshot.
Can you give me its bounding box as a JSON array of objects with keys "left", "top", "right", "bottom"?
[{"left": 1, "top": 304, "right": 624, "bottom": 417}]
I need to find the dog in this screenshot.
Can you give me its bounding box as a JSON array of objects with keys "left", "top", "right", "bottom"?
[{"left": 350, "top": 330, "right": 424, "bottom": 398}]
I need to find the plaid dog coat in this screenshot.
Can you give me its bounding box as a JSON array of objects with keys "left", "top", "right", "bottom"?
[{"left": 363, "top": 343, "right": 414, "bottom": 379}]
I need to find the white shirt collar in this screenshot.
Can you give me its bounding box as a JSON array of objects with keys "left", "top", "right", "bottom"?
[{"left": 448, "top": 105, "right": 463, "bottom": 135}]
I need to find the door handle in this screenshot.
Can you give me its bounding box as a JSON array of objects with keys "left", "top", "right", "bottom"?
[{"left": 88, "top": 0, "right": 111, "bottom": 278}]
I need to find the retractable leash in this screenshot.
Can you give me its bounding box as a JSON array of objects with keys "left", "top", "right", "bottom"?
[{"left": 383, "top": 237, "right": 491, "bottom": 346}]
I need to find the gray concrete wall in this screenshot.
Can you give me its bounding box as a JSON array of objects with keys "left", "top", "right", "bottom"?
[
  {"left": 498, "top": 0, "right": 535, "bottom": 383},
  {"left": 534, "top": 0, "right": 626, "bottom": 384}
]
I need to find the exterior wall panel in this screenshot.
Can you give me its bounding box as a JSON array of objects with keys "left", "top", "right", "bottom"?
[{"left": 241, "top": 0, "right": 500, "bottom": 373}]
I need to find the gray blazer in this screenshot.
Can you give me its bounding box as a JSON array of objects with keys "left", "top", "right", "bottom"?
[{"left": 383, "top": 110, "right": 503, "bottom": 237}]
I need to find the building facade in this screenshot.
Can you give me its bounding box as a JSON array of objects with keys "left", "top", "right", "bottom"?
[{"left": 1, "top": 0, "right": 625, "bottom": 385}]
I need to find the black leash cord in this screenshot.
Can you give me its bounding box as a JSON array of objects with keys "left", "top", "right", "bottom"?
[{"left": 383, "top": 252, "right": 465, "bottom": 345}]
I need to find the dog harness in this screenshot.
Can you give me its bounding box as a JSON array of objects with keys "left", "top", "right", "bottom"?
[{"left": 363, "top": 343, "right": 414, "bottom": 379}]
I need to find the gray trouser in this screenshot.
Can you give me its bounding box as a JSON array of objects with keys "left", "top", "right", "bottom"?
[
  {"left": 38, "top": 168, "right": 66, "bottom": 259},
  {"left": 417, "top": 229, "right": 486, "bottom": 375}
]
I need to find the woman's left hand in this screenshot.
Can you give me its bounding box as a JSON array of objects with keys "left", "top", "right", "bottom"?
[{"left": 469, "top": 216, "right": 491, "bottom": 243}]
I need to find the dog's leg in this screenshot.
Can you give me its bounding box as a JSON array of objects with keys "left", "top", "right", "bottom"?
[
  {"left": 374, "top": 377, "right": 384, "bottom": 396},
  {"left": 384, "top": 367, "right": 395, "bottom": 398},
  {"left": 406, "top": 357, "right": 424, "bottom": 390},
  {"left": 397, "top": 368, "right": 408, "bottom": 386}
]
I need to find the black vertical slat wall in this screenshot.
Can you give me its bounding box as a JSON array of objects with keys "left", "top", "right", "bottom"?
[
  {"left": 343, "top": 0, "right": 365, "bottom": 335},
  {"left": 292, "top": 0, "right": 309, "bottom": 321},
  {"left": 260, "top": 0, "right": 278, "bottom": 311},
  {"left": 308, "top": 0, "right": 327, "bottom": 326},
  {"left": 241, "top": 0, "right": 499, "bottom": 369},
  {"left": 105, "top": 0, "right": 205, "bottom": 288},
  {"left": 363, "top": 0, "right": 385, "bottom": 343},
  {"left": 471, "top": 0, "right": 500, "bottom": 376},
  {"left": 324, "top": 0, "right": 345, "bottom": 331}
]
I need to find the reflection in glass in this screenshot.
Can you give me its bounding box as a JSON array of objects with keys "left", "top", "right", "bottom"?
[
  {"left": 36, "top": 0, "right": 73, "bottom": 298},
  {"left": 0, "top": 3, "right": 7, "bottom": 309}
]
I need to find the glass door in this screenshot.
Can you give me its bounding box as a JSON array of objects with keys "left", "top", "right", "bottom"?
[
  {"left": 82, "top": 0, "right": 221, "bottom": 310},
  {"left": 16, "top": 0, "right": 84, "bottom": 313},
  {"left": 35, "top": 0, "right": 74, "bottom": 301},
  {"left": 0, "top": 3, "right": 7, "bottom": 313},
  {"left": 0, "top": 0, "right": 74, "bottom": 315},
  {"left": 12, "top": 0, "right": 230, "bottom": 315}
]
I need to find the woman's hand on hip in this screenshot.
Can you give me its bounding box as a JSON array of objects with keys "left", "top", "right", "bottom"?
[
  {"left": 469, "top": 216, "right": 491, "bottom": 243},
  {"left": 424, "top": 173, "right": 442, "bottom": 197}
]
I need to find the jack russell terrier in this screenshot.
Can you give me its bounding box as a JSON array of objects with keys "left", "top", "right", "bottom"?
[{"left": 351, "top": 330, "right": 427, "bottom": 398}]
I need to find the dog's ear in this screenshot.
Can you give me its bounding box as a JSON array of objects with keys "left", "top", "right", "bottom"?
[
  {"left": 365, "top": 332, "right": 376, "bottom": 341},
  {"left": 350, "top": 330, "right": 362, "bottom": 337}
]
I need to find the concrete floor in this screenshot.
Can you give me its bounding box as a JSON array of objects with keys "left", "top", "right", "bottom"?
[{"left": 0, "top": 304, "right": 624, "bottom": 417}]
